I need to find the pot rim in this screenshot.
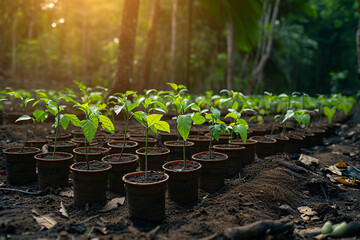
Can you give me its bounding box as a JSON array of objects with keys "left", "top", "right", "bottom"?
[
  {"left": 231, "top": 139, "right": 257, "bottom": 145},
  {"left": 264, "top": 134, "right": 290, "bottom": 141},
  {"left": 122, "top": 171, "right": 169, "bottom": 186},
  {"left": 107, "top": 140, "right": 138, "bottom": 148},
  {"left": 129, "top": 136, "right": 156, "bottom": 142},
  {"left": 3, "top": 147, "right": 41, "bottom": 155},
  {"left": 162, "top": 160, "right": 202, "bottom": 173},
  {"left": 187, "top": 135, "right": 211, "bottom": 141},
  {"left": 102, "top": 153, "right": 139, "bottom": 164},
  {"left": 70, "top": 161, "right": 112, "bottom": 172},
  {"left": 73, "top": 146, "right": 109, "bottom": 155},
  {"left": 212, "top": 144, "right": 245, "bottom": 150},
  {"left": 49, "top": 141, "right": 77, "bottom": 147},
  {"left": 35, "top": 152, "right": 73, "bottom": 161},
  {"left": 136, "top": 147, "right": 170, "bottom": 156},
  {"left": 46, "top": 133, "right": 71, "bottom": 139},
  {"left": 191, "top": 151, "right": 228, "bottom": 162},
  {"left": 249, "top": 136, "right": 277, "bottom": 144},
  {"left": 164, "top": 140, "right": 195, "bottom": 147}
]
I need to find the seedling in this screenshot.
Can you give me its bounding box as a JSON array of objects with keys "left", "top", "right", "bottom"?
[
  {"left": 224, "top": 109, "right": 248, "bottom": 145},
  {"left": 166, "top": 83, "right": 205, "bottom": 167},
  {"left": 282, "top": 109, "right": 310, "bottom": 132},
  {"left": 14, "top": 109, "right": 48, "bottom": 152},
  {"left": 205, "top": 107, "right": 227, "bottom": 158},
  {"left": 112, "top": 91, "right": 139, "bottom": 160},
  {"left": 133, "top": 111, "right": 170, "bottom": 178},
  {"left": 7, "top": 90, "right": 34, "bottom": 113},
  {"left": 63, "top": 97, "right": 115, "bottom": 169}
]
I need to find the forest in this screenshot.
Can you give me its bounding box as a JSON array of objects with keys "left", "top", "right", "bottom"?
[
  {"left": 1, "top": 1, "right": 360, "bottom": 239},
  {"left": 0, "top": 0, "right": 359, "bottom": 95}
]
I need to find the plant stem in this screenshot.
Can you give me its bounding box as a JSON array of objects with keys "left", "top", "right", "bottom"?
[
  {"left": 85, "top": 137, "right": 89, "bottom": 170},
  {"left": 22, "top": 121, "right": 36, "bottom": 152},
  {"left": 119, "top": 112, "right": 129, "bottom": 161},
  {"left": 209, "top": 136, "right": 213, "bottom": 159},
  {"left": 145, "top": 127, "right": 149, "bottom": 179},
  {"left": 183, "top": 139, "right": 186, "bottom": 168},
  {"left": 52, "top": 105, "right": 60, "bottom": 159}
]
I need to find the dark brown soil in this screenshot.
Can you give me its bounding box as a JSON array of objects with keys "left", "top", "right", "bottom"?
[
  {"left": 4, "top": 147, "right": 39, "bottom": 153},
  {"left": 137, "top": 148, "right": 168, "bottom": 154},
  {"left": 50, "top": 141, "right": 75, "bottom": 147},
  {"left": 75, "top": 148, "right": 108, "bottom": 154},
  {"left": 105, "top": 155, "right": 137, "bottom": 163},
  {"left": 130, "top": 137, "right": 156, "bottom": 141},
  {"left": 253, "top": 136, "right": 276, "bottom": 142},
  {"left": 0, "top": 109, "right": 359, "bottom": 239},
  {"left": 126, "top": 171, "right": 166, "bottom": 183},
  {"left": 165, "top": 161, "right": 200, "bottom": 171},
  {"left": 36, "top": 154, "right": 70, "bottom": 160},
  {"left": 165, "top": 141, "right": 192, "bottom": 146},
  {"left": 72, "top": 161, "right": 110, "bottom": 170},
  {"left": 109, "top": 142, "right": 136, "bottom": 147},
  {"left": 214, "top": 144, "right": 244, "bottom": 149},
  {"left": 194, "top": 152, "right": 226, "bottom": 160}
]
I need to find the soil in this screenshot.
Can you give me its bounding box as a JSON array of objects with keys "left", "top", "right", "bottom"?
[
  {"left": 130, "top": 137, "right": 156, "bottom": 142},
  {"left": 0, "top": 108, "right": 360, "bottom": 239},
  {"left": 105, "top": 155, "right": 137, "bottom": 163},
  {"left": 75, "top": 148, "right": 108, "bottom": 154},
  {"left": 49, "top": 141, "right": 75, "bottom": 147},
  {"left": 165, "top": 161, "right": 201, "bottom": 171},
  {"left": 4, "top": 147, "right": 39, "bottom": 153},
  {"left": 137, "top": 148, "right": 168, "bottom": 154},
  {"left": 72, "top": 161, "right": 110, "bottom": 171},
  {"left": 165, "top": 141, "right": 193, "bottom": 146},
  {"left": 252, "top": 136, "right": 276, "bottom": 142},
  {"left": 36, "top": 154, "right": 70, "bottom": 160},
  {"left": 214, "top": 144, "right": 244, "bottom": 149},
  {"left": 194, "top": 152, "right": 226, "bottom": 160},
  {"left": 126, "top": 171, "right": 166, "bottom": 183},
  {"left": 109, "top": 142, "right": 136, "bottom": 147}
]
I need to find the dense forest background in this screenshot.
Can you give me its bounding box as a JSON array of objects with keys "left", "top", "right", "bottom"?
[{"left": 0, "top": 0, "right": 359, "bottom": 95}]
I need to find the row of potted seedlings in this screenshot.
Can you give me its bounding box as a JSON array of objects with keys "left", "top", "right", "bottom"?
[{"left": 3, "top": 85, "right": 353, "bottom": 222}]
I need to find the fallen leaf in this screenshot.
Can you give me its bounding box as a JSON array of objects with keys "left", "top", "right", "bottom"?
[
  {"left": 99, "top": 197, "right": 125, "bottom": 213},
  {"left": 336, "top": 177, "right": 355, "bottom": 186},
  {"left": 298, "top": 206, "right": 317, "bottom": 216},
  {"left": 336, "top": 162, "right": 348, "bottom": 168},
  {"left": 59, "top": 190, "right": 74, "bottom": 198},
  {"left": 59, "top": 202, "right": 69, "bottom": 218},
  {"left": 32, "top": 215, "right": 57, "bottom": 229},
  {"left": 298, "top": 154, "right": 319, "bottom": 167}
]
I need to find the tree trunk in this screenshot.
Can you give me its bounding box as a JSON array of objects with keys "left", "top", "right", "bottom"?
[
  {"left": 170, "top": 0, "right": 178, "bottom": 83},
  {"left": 226, "top": 17, "right": 234, "bottom": 90},
  {"left": 185, "top": 0, "right": 193, "bottom": 88},
  {"left": 11, "top": 13, "right": 17, "bottom": 82},
  {"left": 357, "top": 3, "right": 360, "bottom": 83},
  {"left": 139, "top": 0, "right": 160, "bottom": 91},
  {"left": 82, "top": 0, "right": 89, "bottom": 85},
  {"left": 246, "top": 0, "right": 280, "bottom": 95},
  {"left": 109, "top": 0, "right": 140, "bottom": 95}
]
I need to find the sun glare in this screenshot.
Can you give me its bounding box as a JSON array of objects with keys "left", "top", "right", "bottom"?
[
  {"left": 59, "top": 18, "right": 65, "bottom": 23},
  {"left": 51, "top": 23, "right": 57, "bottom": 28}
]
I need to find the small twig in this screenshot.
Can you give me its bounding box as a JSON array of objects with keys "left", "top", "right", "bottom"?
[{"left": 0, "top": 187, "right": 49, "bottom": 196}]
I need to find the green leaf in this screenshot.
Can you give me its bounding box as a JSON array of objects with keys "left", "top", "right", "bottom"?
[
  {"left": 126, "top": 90, "right": 137, "bottom": 96},
  {"left": 225, "top": 112, "right": 238, "bottom": 119},
  {"left": 177, "top": 114, "right": 192, "bottom": 141},
  {"left": 15, "top": 115, "right": 32, "bottom": 123},
  {"left": 323, "top": 107, "right": 336, "bottom": 124},
  {"left": 33, "top": 109, "right": 48, "bottom": 123},
  {"left": 63, "top": 114, "right": 82, "bottom": 127},
  {"left": 82, "top": 117, "right": 98, "bottom": 143},
  {"left": 294, "top": 112, "right": 311, "bottom": 128},
  {"left": 24, "top": 98, "right": 35, "bottom": 108},
  {"left": 62, "top": 96, "right": 77, "bottom": 104},
  {"left": 209, "top": 124, "right": 221, "bottom": 141},
  {"left": 147, "top": 114, "right": 163, "bottom": 127},
  {"left": 99, "top": 115, "right": 115, "bottom": 133},
  {"left": 154, "top": 120, "right": 170, "bottom": 133},
  {"left": 59, "top": 115, "right": 70, "bottom": 130},
  {"left": 127, "top": 102, "right": 139, "bottom": 112},
  {"left": 167, "top": 83, "right": 178, "bottom": 91},
  {"left": 210, "top": 107, "right": 221, "bottom": 119},
  {"left": 133, "top": 111, "right": 147, "bottom": 126},
  {"left": 233, "top": 124, "right": 247, "bottom": 143},
  {"left": 192, "top": 112, "right": 206, "bottom": 125}
]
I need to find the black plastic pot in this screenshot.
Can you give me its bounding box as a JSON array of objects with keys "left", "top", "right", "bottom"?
[
  {"left": 123, "top": 171, "right": 169, "bottom": 222},
  {"left": 187, "top": 135, "right": 211, "bottom": 153},
  {"left": 102, "top": 153, "right": 138, "bottom": 195},
  {"left": 164, "top": 140, "right": 195, "bottom": 162},
  {"left": 191, "top": 151, "right": 228, "bottom": 193},
  {"left": 3, "top": 147, "right": 41, "bottom": 185},
  {"left": 73, "top": 147, "right": 109, "bottom": 162},
  {"left": 162, "top": 160, "right": 201, "bottom": 204},
  {"left": 35, "top": 152, "right": 73, "bottom": 189},
  {"left": 231, "top": 139, "right": 257, "bottom": 165},
  {"left": 107, "top": 140, "right": 138, "bottom": 154},
  {"left": 136, "top": 147, "right": 170, "bottom": 171},
  {"left": 70, "top": 161, "right": 112, "bottom": 206},
  {"left": 249, "top": 136, "right": 277, "bottom": 158},
  {"left": 212, "top": 145, "right": 245, "bottom": 177}
]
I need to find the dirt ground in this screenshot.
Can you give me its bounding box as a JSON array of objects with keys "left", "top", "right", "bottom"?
[{"left": 0, "top": 108, "right": 359, "bottom": 240}]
